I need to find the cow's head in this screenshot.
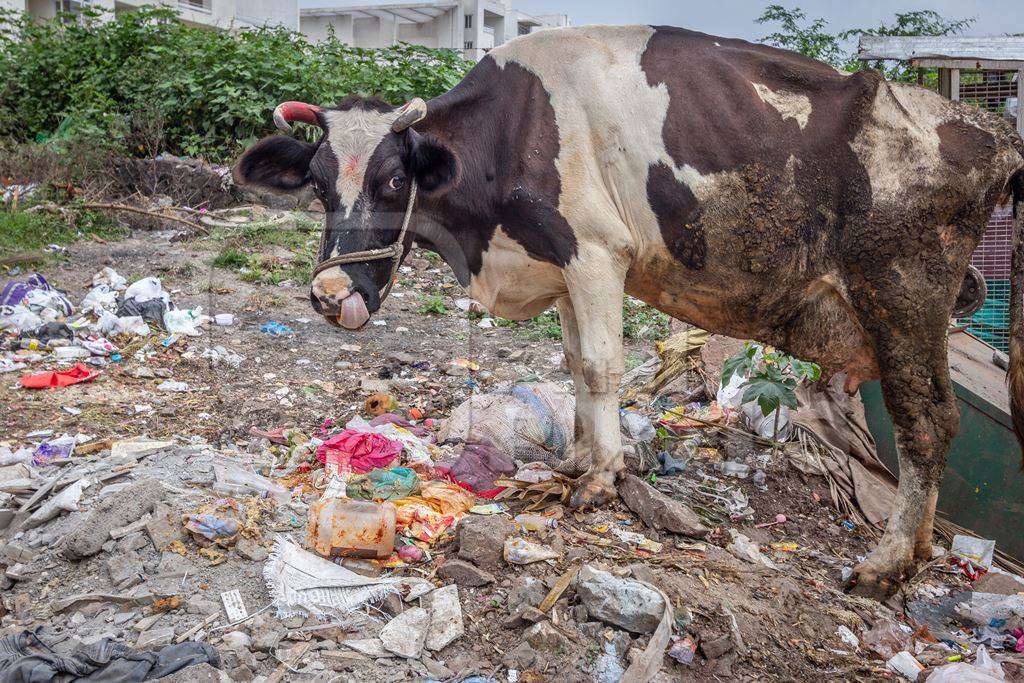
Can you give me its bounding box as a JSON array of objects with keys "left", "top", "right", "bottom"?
[{"left": 233, "top": 96, "right": 459, "bottom": 329}]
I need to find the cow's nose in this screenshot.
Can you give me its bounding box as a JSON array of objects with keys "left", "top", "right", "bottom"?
[{"left": 310, "top": 269, "right": 353, "bottom": 315}]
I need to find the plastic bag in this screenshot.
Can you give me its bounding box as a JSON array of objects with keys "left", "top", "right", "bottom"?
[
  {"left": 164, "top": 308, "right": 205, "bottom": 336},
  {"left": 124, "top": 277, "right": 169, "bottom": 304},
  {"left": 81, "top": 284, "right": 118, "bottom": 313},
  {"left": 0, "top": 305, "right": 43, "bottom": 333},
  {"left": 438, "top": 383, "right": 579, "bottom": 473},
  {"left": 91, "top": 267, "right": 127, "bottom": 291},
  {"left": 925, "top": 646, "right": 1004, "bottom": 682},
  {"left": 213, "top": 462, "right": 290, "bottom": 504},
  {"left": 346, "top": 467, "right": 419, "bottom": 501},
  {"left": 620, "top": 409, "right": 655, "bottom": 442}
]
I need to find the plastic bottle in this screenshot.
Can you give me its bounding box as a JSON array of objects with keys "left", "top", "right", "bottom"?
[
  {"left": 514, "top": 514, "right": 558, "bottom": 531},
  {"left": 307, "top": 499, "right": 397, "bottom": 559},
  {"left": 714, "top": 460, "right": 751, "bottom": 478},
  {"left": 619, "top": 410, "right": 656, "bottom": 442},
  {"left": 213, "top": 463, "right": 290, "bottom": 504}
]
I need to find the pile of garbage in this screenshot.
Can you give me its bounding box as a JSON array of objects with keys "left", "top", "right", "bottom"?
[
  {"left": 3, "top": 256, "right": 1024, "bottom": 682},
  {"left": 0, "top": 269, "right": 222, "bottom": 379}
]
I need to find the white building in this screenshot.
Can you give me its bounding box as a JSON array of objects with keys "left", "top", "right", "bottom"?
[
  {"left": 0, "top": 0, "right": 299, "bottom": 31},
  {"left": 299, "top": 0, "right": 569, "bottom": 60}
]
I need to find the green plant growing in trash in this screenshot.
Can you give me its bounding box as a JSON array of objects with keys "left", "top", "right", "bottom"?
[
  {"left": 721, "top": 342, "right": 821, "bottom": 443},
  {"left": 417, "top": 294, "right": 448, "bottom": 315}
]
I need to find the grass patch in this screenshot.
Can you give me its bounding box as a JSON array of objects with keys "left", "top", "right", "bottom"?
[
  {"left": 209, "top": 221, "right": 318, "bottom": 286},
  {"left": 0, "top": 206, "right": 124, "bottom": 258},
  {"left": 417, "top": 294, "right": 448, "bottom": 315}
]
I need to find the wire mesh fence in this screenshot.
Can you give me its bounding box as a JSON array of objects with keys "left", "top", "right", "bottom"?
[{"left": 953, "top": 70, "right": 1019, "bottom": 353}]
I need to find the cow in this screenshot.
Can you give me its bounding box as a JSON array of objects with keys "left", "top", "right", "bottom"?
[{"left": 234, "top": 25, "right": 1024, "bottom": 599}]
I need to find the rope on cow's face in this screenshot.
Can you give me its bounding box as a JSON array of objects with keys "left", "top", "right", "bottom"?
[{"left": 311, "top": 179, "right": 418, "bottom": 304}]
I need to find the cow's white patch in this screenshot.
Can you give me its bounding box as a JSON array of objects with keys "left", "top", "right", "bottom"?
[
  {"left": 321, "top": 108, "right": 395, "bottom": 223},
  {"left": 849, "top": 83, "right": 943, "bottom": 204},
  {"left": 752, "top": 82, "right": 811, "bottom": 129},
  {"left": 469, "top": 226, "right": 566, "bottom": 319}
]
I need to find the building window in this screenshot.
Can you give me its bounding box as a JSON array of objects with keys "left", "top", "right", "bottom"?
[
  {"left": 464, "top": 15, "right": 472, "bottom": 29},
  {"left": 464, "top": 41, "right": 474, "bottom": 49}
]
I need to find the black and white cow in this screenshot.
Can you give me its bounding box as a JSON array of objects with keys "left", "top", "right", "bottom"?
[{"left": 235, "top": 25, "right": 1024, "bottom": 598}]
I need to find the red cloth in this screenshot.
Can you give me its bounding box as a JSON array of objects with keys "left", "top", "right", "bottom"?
[
  {"left": 20, "top": 362, "right": 100, "bottom": 389},
  {"left": 315, "top": 429, "right": 402, "bottom": 475}
]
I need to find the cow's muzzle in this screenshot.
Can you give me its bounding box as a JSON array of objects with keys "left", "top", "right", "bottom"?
[{"left": 310, "top": 268, "right": 371, "bottom": 329}]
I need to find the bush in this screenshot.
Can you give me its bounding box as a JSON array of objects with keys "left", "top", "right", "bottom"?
[{"left": 0, "top": 6, "right": 471, "bottom": 162}]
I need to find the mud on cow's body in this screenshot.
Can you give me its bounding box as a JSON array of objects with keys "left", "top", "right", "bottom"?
[{"left": 234, "top": 25, "right": 1024, "bottom": 598}]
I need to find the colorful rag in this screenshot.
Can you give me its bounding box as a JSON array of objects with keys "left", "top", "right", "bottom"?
[
  {"left": 316, "top": 429, "right": 402, "bottom": 476},
  {"left": 0, "top": 273, "right": 74, "bottom": 315},
  {"left": 347, "top": 467, "right": 419, "bottom": 501},
  {"left": 19, "top": 362, "right": 100, "bottom": 389}
]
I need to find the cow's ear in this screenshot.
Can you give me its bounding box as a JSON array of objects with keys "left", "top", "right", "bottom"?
[
  {"left": 233, "top": 136, "right": 316, "bottom": 191},
  {"left": 406, "top": 131, "right": 459, "bottom": 195}
]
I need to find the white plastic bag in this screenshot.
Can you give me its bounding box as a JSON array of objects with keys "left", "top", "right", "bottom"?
[
  {"left": 164, "top": 307, "right": 205, "bottom": 336},
  {"left": 91, "top": 267, "right": 127, "bottom": 291},
  {"left": 124, "top": 276, "right": 169, "bottom": 304},
  {"left": 0, "top": 305, "right": 42, "bottom": 333},
  {"left": 925, "top": 646, "right": 1004, "bottom": 682},
  {"left": 81, "top": 284, "right": 118, "bottom": 313}
]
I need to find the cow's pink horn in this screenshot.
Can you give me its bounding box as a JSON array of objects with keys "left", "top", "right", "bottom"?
[{"left": 272, "top": 101, "right": 323, "bottom": 133}]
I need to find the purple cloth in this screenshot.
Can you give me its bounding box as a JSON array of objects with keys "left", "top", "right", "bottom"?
[
  {"left": 0, "top": 274, "right": 73, "bottom": 315},
  {"left": 370, "top": 413, "right": 433, "bottom": 440},
  {"left": 437, "top": 443, "right": 515, "bottom": 492}
]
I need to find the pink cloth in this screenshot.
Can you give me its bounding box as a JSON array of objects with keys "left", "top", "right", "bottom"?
[{"left": 316, "top": 429, "right": 402, "bottom": 475}]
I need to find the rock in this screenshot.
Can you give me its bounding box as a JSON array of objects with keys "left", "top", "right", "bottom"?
[
  {"left": 221, "top": 631, "right": 252, "bottom": 651},
  {"left": 504, "top": 605, "right": 547, "bottom": 629},
  {"left": 438, "top": 559, "right": 495, "bottom": 587},
  {"left": 617, "top": 474, "right": 708, "bottom": 538},
  {"left": 113, "top": 612, "right": 137, "bottom": 626},
  {"left": 628, "top": 563, "right": 657, "bottom": 586},
  {"left": 134, "top": 614, "right": 163, "bottom": 632},
  {"left": 508, "top": 576, "right": 548, "bottom": 610},
  {"left": 106, "top": 552, "right": 144, "bottom": 588},
  {"left": 146, "top": 504, "right": 185, "bottom": 550},
  {"left": 154, "top": 552, "right": 192, "bottom": 578},
  {"left": 65, "top": 479, "right": 165, "bottom": 559},
  {"left": 524, "top": 621, "right": 567, "bottom": 651},
  {"left": 502, "top": 642, "right": 538, "bottom": 670},
  {"left": 136, "top": 626, "right": 175, "bottom": 649},
  {"left": 5, "top": 563, "right": 30, "bottom": 582},
  {"left": 456, "top": 515, "right": 513, "bottom": 569},
  {"left": 422, "top": 655, "right": 454, "bottom": 679},
  {"left": 576, "top": 566, "right": 665, "bottom": 634},
  {"left": 700, "top": 634, "right": 734, "bottom": 660},
  {"left": 380, "top": 606, "right": 429, "bottom": 658},
  {"left": 2, "top": 541, "right": 36, "bottom": 565},
  {"left": 250, "top": 619, "right": 283, "bottom": 652},
  {"left": 322, "top": 648, "right": 370, "bottom": 670},
  {"left": 726, "top": 531, "right": 778, "bottom": 570},
  {"left": 228, "top": 665, "right": 254, "bottom": 682},
  {"left": 343, "top": 639, "right": 393, "bottom": 658},
  {"left": 234, "top": 536, "right": 268, "bottom": 562},
  {"left": 186, "top": 597, "right": 221, "bottom": 616},
  {"left": 425, "top": 585, "right": 464, "bottom": 652}
]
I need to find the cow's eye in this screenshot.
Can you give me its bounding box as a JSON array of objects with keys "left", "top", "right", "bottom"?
[{"left": 387, "top": 175, "right": 405, "bottom": 191}]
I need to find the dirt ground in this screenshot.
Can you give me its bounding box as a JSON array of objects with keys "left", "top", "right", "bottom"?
[{"left": 2, "top": 222, "right": 1022, "bottom": 683}]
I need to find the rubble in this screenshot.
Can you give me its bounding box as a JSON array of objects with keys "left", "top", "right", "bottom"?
[{"left": 1, "top": 237, "right": 1022, "bottom": 683}]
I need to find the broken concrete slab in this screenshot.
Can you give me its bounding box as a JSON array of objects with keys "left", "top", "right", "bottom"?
[
  {"left": 105, "top": 551, "right": 144, "bottom": 588},
  {"left": 618, "top": 474, "right": 708, "bottom": 538},
  {"left": 380, "top": 606, "right": 429, "bottom": 658},
  {"left": 343, "top": 639, "right": 395, "bottom": 658},
  {"left": 146, "top": 503, "right": 185, "bottom": 550},
  {"left": 575, "top": 565, "right": 666, "bottom": 634},
  {"left": 65, "top": 478, "right": 165, "bottom": 559},
  {"left": 425, "top": 585, "right": 464, "bottom": 652},
  {"left": 437, "top": 558, "right": 495, "bottom": 586},
  {"left": 524, "top": 621, "right": 567, "bottom": 651},
  {"left": 456, "top": 515, "right": 513, "bottom": 569},
  {"left": 136, "top": 626, "right": 175, "bottom": 649}
]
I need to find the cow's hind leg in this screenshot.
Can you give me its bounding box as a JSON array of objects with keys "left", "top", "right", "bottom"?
[
  {"left": 557, "top": 297, "right": 595, "bottom": 474},
  {"left": 848, "top": 304, "right": 959, "bottom": 599}
]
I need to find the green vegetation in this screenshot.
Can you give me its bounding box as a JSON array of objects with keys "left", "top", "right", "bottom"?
[
  {"left": 0, "top": 6, "right": 472, "bottom": 162},
  {"left": 0, "top": 205, "right": 124, "bottom": 257},
  {"left": 207, "top": 218, "right": 319, "bottom": 284},
  {"left": 417, "top": 294, "right": 449, "bottom": 315},
  {"left": 492, "top": 297, "right": 670, "bottom": 342},
  {"left": 757, "top": 6, "right": 974, "bottom": 81}
]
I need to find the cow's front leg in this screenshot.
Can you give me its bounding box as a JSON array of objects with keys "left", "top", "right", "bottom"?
[
  {"left": 561, "top": 256, "right": 626, "bottom": 508},
  {"left": 557, "top": 297, "right": 594, "bottom": 474}
]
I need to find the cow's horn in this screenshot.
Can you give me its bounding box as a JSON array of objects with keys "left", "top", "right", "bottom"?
[
  {"left": 273, "top": 101, "right": 323, "bottom": 133},
  {"left": 391, "top": 98, "right": 427, "bottom": 132}
]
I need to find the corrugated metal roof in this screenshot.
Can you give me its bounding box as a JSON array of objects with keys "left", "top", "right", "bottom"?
[{"left": 858, "top": 36, "right": 1024, "bottom": 62}]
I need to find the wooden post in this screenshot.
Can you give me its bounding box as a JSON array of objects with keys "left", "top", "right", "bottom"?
[
  {"left": 938, "top": 68, "right": 951, "bottom": 98},
  {"left": 950, "top": 68, "right": 961, "bottom": 101},
  {"left": 1018, "top": 69, "right": 1023, "bottom": 138}
]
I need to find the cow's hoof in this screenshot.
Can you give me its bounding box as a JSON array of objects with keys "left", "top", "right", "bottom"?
[
  {"left": 569, "top": 473, "right": 617, "bottom": 509},
  {"left": 845, "top": 553, "right": 910, "bottom": 601}
]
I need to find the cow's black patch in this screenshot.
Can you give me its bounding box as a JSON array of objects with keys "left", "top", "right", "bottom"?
[
  {"left": 639, "top": 26, "right": 877, "bottom": 273},
  {"left": 411, "top": 56, "right": 579, "bottom": 275},
  {"left": 646, "top": 162, "right": 705, "bottom": 269}
]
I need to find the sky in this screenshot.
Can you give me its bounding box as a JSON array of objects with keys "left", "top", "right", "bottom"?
[{"left": 511, "top": 0, "right": 1024, "bottom": 44}]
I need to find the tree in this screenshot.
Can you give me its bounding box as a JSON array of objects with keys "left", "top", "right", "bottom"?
[{"left": 757, "top": 5, "right": 975, "bottom": 80}]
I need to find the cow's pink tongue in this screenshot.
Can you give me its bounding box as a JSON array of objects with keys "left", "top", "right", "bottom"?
[{"left": 337, "top": 292, "right": 369, "bottom": 329}]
